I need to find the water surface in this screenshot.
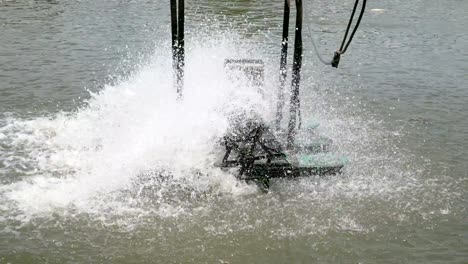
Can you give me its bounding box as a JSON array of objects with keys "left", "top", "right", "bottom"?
[{"left": 0, "top": 0, "right": 467, "bottom": 263}]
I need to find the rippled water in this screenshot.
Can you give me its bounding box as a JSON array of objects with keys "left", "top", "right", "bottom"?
[{"left": 0, "top": 0, "right": 467, "bottom": 263}]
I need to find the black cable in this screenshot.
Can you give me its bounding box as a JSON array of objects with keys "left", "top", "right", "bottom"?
[
  {"left": 339, "top": 0, "right": 360, "bottom": 52},
  {"left": 332, "top": 0, "right": 367, "bottom": 67},
  {"left": 305, "top": 0, "right": 367, "bottom": 67},
  {"left": 342, "top": 0, "right": 366, "bottom": 53}
]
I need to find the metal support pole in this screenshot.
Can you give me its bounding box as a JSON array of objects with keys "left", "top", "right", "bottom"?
[
  {"left": 287, "top": 0, "right": 303, "bottom": 149},
  {"left": 275, "top": 0, "right": 291, "bottom": 131},
  {"left": 177, "top": 0, "right": 185, "bottom": 97},
  {"left": 170, "top": 0, "right": 185, "bottom": 98},
  {"left": 170, "top": 0, "right": 178, "bottom": 71}
]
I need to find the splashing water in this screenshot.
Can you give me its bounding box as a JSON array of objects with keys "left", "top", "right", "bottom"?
[
  {"left": 0, "top": 33, "right": 271, "bottom": 219},
  {"left": 0, "top": 28, "right": 466, "bottom": 262}
]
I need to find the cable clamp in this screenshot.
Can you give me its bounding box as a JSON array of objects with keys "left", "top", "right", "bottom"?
[{"left": 331, "top": 50, "right": 342, "bottom": 68}]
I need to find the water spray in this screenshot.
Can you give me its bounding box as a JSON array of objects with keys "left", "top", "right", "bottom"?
[{"left": 166, "top": 0, "right": 367, "bottom": 189}]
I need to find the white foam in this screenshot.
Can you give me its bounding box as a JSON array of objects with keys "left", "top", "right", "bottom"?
[
  {"left": 0, "top": 29, "right": 459, "bottom": 234},
  {"left": 0, "top": 33, "right": 266, "bottom": 217}
]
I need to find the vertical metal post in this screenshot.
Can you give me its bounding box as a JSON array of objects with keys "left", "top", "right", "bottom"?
[
  {"left": 170, "top": 0, "right": 178, "bottom": 72},
  {"left": 177, "top": 0, "right": 185, "bottom": 97},
  {"left": 275, "top": 0, "right": 291, "bottom": 131},
  {"left": 170, "top": 0, "right": 185, "bottom": 98},
  {"left": 286, "top": 0, "right": 303, "bottom": 149}
]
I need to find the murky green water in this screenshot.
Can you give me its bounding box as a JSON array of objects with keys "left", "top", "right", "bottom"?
[{"left": 0, "top": 0, "right": 467, "bottom": 263}]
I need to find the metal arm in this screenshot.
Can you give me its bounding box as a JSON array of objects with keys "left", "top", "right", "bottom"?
[
  {"left": 170, "top": 0, "right": 185, "bottom": 98},
  {"left": 275, "top": 0, "right": 291, "bottom": 131},
  {"left": 286, "top": 0, "right": 303, "bottom": 149}
]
